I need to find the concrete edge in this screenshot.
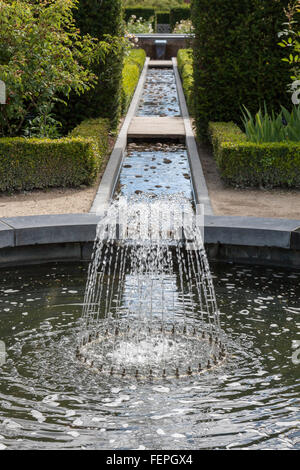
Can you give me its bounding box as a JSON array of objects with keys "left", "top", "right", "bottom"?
[
  {"left": 89, "top": 57, "right": 150, "bottom": 216},
  {"left": 172, "top": 58, "right": 214, "bottom": 216},
  {"left": 0, "top": 213, "right": 300, "bottom": 250}
]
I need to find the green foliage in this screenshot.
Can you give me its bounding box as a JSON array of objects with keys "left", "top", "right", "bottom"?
[
  {"left": 177, "top": 49, "right": 194, "bottom": 114},
  {"left": 0, "top": 0, "right": 110, "bottom": 138},
  {"left": 124, "top": 1, "right": 184, "bottom": 10},
  {"left": 157, "top": 11, "right": 170, "bottom": 24},
  {"left": 126, "top": 15, "right": 154, "bottom": 34},
  {"left": 208, "top": 121, "right": 300, "bottom": 188},
  {"left": 69, "top": 117, "right": 110, "bottom": 158},
  {"left": 173, "top": 19, "right": 194, "bottom": 34},
  {"left": 121, "top": 49, "right": 146, "bottom": 113},
  {"left": 192, "top": 0, "right": 291, "bottom": 141},
  {"left": 170, "top": 6, "right": 191, "bottom": 30},
  {"left": 241, "top": 104, "right": 300, "bottom": 143},
  {"left": 0, "top": 117, "right": 110, "bottom": 192},
  {"left": 124, "top": 8, "right": 157, "bottom": 29},
  {"left": 55, "top": 0, "right": 124, "bottom": 132},
  {"left": 278, "top": 1, "right": 300, "bottom": 82}
]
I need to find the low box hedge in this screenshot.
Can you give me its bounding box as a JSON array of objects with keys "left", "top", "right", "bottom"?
[
  {"left": 177, "top": 49, "right": 194, "bottom": 115},
  {"left": 121, "top": 49, "right": 146, "bottom": 114},
  {"left": 0, "top": 118, "right": 110, "bottom": 192},
  {"left": 208, "top": 122, "right": 300, "bottom": 188}
]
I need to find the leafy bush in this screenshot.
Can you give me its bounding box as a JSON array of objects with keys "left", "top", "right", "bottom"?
[
  {"left": 170, "top": 6, "right": 191, "bottom": 30},
  {"left": 208, "top": 121, "right": 300, "bottom": 188},
  {"left": 0, "top": 118, "right": 110, "bottom": 192},
  {"left": 173, "top": 19, "right": 194, "bottom": 34},
  {"left": 278, "top": 1, "right": 300, "bottom": 83},
  {"left": 126, "top": 15, "right": 154, "bottom": 34},
  {"left": 124, "top": 8, "right": 157, "bottom": 29},
  {"left": 54, "top": 0, "right": 124, "bottom": 132},
  {"left": 0, "top": 0, "right": 108, "bottom": 138},
  {"left": 177, "top": 49, "right": 194, "bottom": 114},
  {"left": 191, "top": 0, "right": 291, "bottom": 141},
  {"left": 121, "top": 49, "right": 146, "bottom": 113},
  {"left": 157, "top": 11, "right": 170, "bottom": 24},
  {"left": 241, "top": 104, "right": 300, "bottom": 143}
]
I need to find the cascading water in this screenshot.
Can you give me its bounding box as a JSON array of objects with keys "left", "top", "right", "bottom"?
[{"left": 77, "top": 195, "right": 226, "bottom": 379}]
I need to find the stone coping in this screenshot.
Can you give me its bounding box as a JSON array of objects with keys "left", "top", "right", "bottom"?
[{"left": 0, "top": 213, "right": 299, "bottom": 251}]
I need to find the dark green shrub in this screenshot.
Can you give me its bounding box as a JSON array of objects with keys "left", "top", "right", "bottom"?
[
  {"left": 54, "top": 0, "right": 124, "bottom": 132},
  {"left": 125, "top": 7, "right": 157, "bottom": 29},
  {"left": 0, "top": 118, "right": 110, "bottom": 192},
  {"left": 157, "top": 11, "right": 170, "bottom": 24},
  {"left": 192, "top": 0, "right": 291, "bottom": 141},
  {"left": 121, "top": 50, "right": 146, "bottom": 114},
  {"left": 208, "top": 122, "right": 300, "bottom": 188},
  {"left": 170, "top": 6, "right": 191, "bottom": 29},
  {"left": 177, "top": 49, "right": 194, "bottom": 114}
]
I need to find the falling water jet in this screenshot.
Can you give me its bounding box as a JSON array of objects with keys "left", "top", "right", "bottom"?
[{"left": 78, "top": 194, "right": 227, "bottom": 380}]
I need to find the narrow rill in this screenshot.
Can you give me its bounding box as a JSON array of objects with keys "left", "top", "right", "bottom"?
[{"left": 78, "top": 66, "right": 226, "bottom": 379}]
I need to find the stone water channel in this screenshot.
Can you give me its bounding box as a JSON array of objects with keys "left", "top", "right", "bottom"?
[
  {"left": 0, "top": 65, "right": 299, "bottom": 450},
  {"left": 119, "top": 66, "right": 191, "bottom": 200}
]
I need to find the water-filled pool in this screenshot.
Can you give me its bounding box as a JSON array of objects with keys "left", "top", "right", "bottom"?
[{"left": 0, "top": 262, "right": 299, "bottom": 450}]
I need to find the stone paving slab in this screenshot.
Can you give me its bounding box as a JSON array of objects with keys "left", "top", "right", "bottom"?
[
  {"left": 149, "top": 60, "right": 173, "bottom": 68},
  {"left": 128, "top": 117, "right": 185, "bottom": 139}
]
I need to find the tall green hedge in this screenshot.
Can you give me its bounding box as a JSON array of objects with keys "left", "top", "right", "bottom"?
[
  {"left": 125, "top": 7, "right": 157, "bottom": 28},
  {"left": 170, "top": 6, "right": 191, "bottom": 29},
  {"left": 209, "top": 122, "right": 300, "bottom": 188},
  {"left": 0, "top": 118, "right": 110, "bottom": 192},
  {"left": 157, "top": 11, "right": 170, "bottom": 24},
  {"left": 55, "top": 0, "right": 124, "bottom": 132},
  {"left": 121, "top": 49, "right": 146, "bottom": 114},
  {"left": 191, "top": 0, "right": 291, "bottom": 141}
]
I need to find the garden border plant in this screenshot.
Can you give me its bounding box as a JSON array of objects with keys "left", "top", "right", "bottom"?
[
  {"left": 191, "top": 0, "right": 291, "bottom": 141},
  {"left": 208, "top": 122, "right": 300, "bottom": 188},
  {"left": 0, "top": 46, "right": 146, "bottom": 193},
  {"left": 177, "top": 49, "right": 194, "bottom": 114},
  {"left": 0, "top": 118, "right": 110, "bottom": 192}
]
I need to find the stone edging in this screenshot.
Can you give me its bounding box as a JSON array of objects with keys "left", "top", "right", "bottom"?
[
  {"left": 89, "top": 57, "right": 150, "bottom": 216},
  {"left": 0, "top": 214, "right": 299, "bottom": 267},
  {"left": 172, "top": 57, "right": 213, "bottom": 216}
]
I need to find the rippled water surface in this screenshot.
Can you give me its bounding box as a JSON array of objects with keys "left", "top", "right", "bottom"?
[
  {"left": 137, "top": 69, "right": 180, "bottom": 117},
  {"left": 119, "top": 142, "right": 192, "bottom": 198},
  {"left": 0, "top": 262, "right": 299, "bottom": 450}
]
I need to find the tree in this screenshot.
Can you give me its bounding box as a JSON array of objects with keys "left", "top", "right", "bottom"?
[{"left": 0, "top": 0, "right": 112, "bottom": 137}]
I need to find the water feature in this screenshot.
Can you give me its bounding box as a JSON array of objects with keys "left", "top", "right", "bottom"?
[
  {"left": 137, "top": 68, "right": 180, "bottom": 117},
  {"left": 119, "top": 142, "right": 191, "bottom": 198},
  {"left": 0, "top": 262, "right": 299, "bottom": 449},
  {"left": 0, "top": 65, "right": 299, "bottom": 450},
  {"left": 78, "top": 195, "right": 224, "bottom": 380}
]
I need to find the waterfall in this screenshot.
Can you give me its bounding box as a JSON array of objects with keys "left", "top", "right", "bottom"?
[{"left": 77, "top": 195, "right": 226, "bottom": 380}]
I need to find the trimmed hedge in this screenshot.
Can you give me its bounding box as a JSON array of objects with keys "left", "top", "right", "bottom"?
[
  {"left": 208, "top": 122, "right": 300, "bottom": 188},
  {"left": 177, "top": 49, "right": 194, "bottom": 114},
  {"left": 157, "top": 11, "right": 170, "bottom": 24},
  {"left": 0, "top": 118, "right": 110, "bottom": 192},
  {"left": 170, "top": 6, "right": 191, "bottom": 29},
  {"left": 54, "top": 0, "right": 124, "bottom": 132},
  {"left": 125, "top": 7, "right": 157, "bottom": 29},
  {"left": 121, "top": 49, "right": 146, "bottom": 114},
  {"left": 191, "top": 0, "right": 291, "bottom": 141}
]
